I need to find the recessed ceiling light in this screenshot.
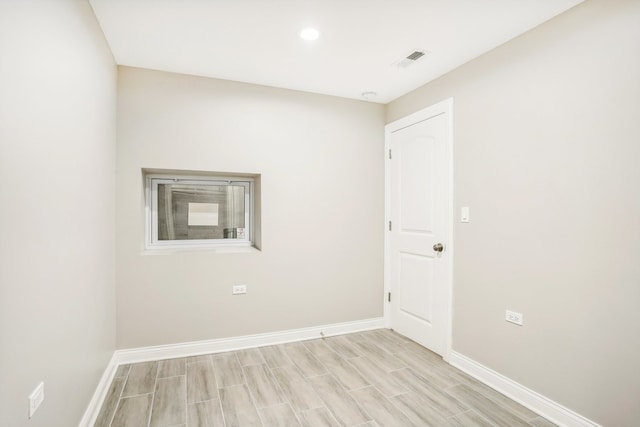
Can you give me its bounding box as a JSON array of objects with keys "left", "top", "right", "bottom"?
[
  {"left": 299, "top": 28, "right": 320, "bottom": 41},
  {"left": 361, "top": 91, "right": 377, "bottom": 100}
]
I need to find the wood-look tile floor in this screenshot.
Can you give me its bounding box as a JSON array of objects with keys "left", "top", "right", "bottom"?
[{"left": 95, "top": 329, "right": 556, "bottom": 427}]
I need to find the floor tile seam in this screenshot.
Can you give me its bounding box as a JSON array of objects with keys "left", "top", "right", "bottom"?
[
  {"left": 114, "top": 365, "right": 131, "bottom": 379},
  {"left": 321, "top": 402, "right": 367, "bottom": 427},
  {"left": 346, "top": 384, "right": 377, "bottom": 395},
  {"left": 180, "top": 375, "right": 188, "bottom": 427},
  {"left": 243, "top": 379, "right": 267, "bottom": 427},
  {"left": 146, "top": 363, "right": 161, "bottom": 427},
  {"left": 396, "top": 383, "right": 469, "bottom": 419},
  {"left": 187, "top": 396, "right": 221, "bottom": 406},
  {"left": 341, "top": 390, "right": 375, "bottom": 427},
  {"left": 239, "top": 361, "right": 266, "bottom": 368},
  {"left": 275, "top": 372, "right": 317, "bottom": 397},
  {"left": 461, "top": 380, "right": 542, "bottom": 422},
  {"left": 220, "top": 382, "right": 262, "bottom": 422},
  {"left": 263, "top": 363, "right": 291, "bottom": 402},
  {"left": 346, "top": 354, "right": 405, "bottom": 387},
  {"left": 318, "top": 340, "right": 350, "bottom": 357},
  {"left": 446, "top": 372, "right": 465, "bottom": 387},
  {"left": 307, "top": 344, "right": 343, "bottom": 359},
  {"left": 445, "top": 381, "right": 536, "bottom": 424},
  {"left": 385, "top": 364, "right": 408, "bottom": 374},
  {"left": 192, "top": 395, "right": 225, "bottom": 427},
  {"left": 291, "top": 349, "right": 331, "bottom": 375},
  {"left": 448, "top": 408, "right": 499, "bottom": 427},
  {"left": 212, "top": 358, "right": 246, "bottom": 389},
  {"left": 217, "top": 387, "right": 240, "bottom": 427},
  {"left": 405, "top": 365, "right": 456, "bottom": 390},
  {"left": 185, "top": 357, "right": 213, "bottom": 364},
  {"left": 119, "top": 390, "right": 155, "bottom": 399},
  {"left": 294, "top": 365, "right": 328, "bottom": 379},
  {"left": 259, "top": 401, "right": 302, "bottom": 426},
  {"left": 214, "top": 397, "right": 229, "bottom": 427},
  {"left": 342, "top": 357, "right": 373, "bottom": 386},
  {"left": 340, "top": 352, "right": 362, "bottom": 360},
  {"left": 445, "top": 385, "right": 535, "bottom": 427},
  {"left": 156, "top": 373, "right": 187, "bottom": 380},
  {"left": 244, "top": 365, "right": 290, "bottom": 410},
  {"left": 351, "top": 385, "right": 417, "bottom": 427},
  {"left": 215, "top": 380, "right": 245, "bottom": 390},
  {"left": 105, "top": 378, "right": 128, "bottom": 427},
  {"left": 231, "top": 351, "right": 249, "bottom": 387},
  {"left": 304, "top": 348, "right": 337, "bottom": 358},
  {"left": 286, "top": 401, "right": 306, "bottom": 427}
]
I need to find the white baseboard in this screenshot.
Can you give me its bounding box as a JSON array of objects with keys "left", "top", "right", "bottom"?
[
  {"left": 115, "top": 317, "right": 386, "bottom": 364},
  {"left": 449, "top": 351, "right": 601, "bottom": 427},
  {"left": 80, "top": 317, "right": 385, "bottom": 426},
  {"left": 79, "top": 352, "right": 119, "bottom": 427}
]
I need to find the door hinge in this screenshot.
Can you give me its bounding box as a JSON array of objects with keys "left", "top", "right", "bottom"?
[
  {"left": 388, "top": 221, "right": 392, "bottom": 231},
  {"left": 388, "top": 292, "right": 391, "bottom": 302},
  {"left": 388, "top": 149, "right": 392, "bottom": 159}
]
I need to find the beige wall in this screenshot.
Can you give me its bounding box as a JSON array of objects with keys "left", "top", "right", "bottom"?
[
  {"left": 387, "top": 0, "right": 640, "bottom": 425},
  {"left": 0, "top": 1, "right": 116, "bottom": 426},
  {"left": 116, "top": 67, "right": 385, "bottom": 349}
]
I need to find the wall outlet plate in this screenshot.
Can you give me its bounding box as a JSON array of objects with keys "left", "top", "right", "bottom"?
[
  {"left": 506, "top": 310, "right": 524, "bottom": 326},
  {"left": 232, "top": 285, "right": 247, "bottom": 295}
]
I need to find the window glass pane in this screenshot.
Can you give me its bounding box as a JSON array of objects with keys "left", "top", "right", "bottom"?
[{"left": 157, "top": 183, "right": 246, "bottom": 241}]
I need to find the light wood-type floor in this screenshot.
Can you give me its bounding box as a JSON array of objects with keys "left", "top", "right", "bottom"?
[{"left": 95, "top": 329, "right": 556, "bottom": 427}]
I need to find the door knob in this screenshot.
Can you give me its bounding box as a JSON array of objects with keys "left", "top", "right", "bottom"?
[{"left": 433, "top": 243, "right": 444, "bottom": 252}]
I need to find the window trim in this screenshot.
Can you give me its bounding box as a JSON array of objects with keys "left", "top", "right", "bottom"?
[{"left": 145, "top": 173, "right": 254, "bottom": 250}]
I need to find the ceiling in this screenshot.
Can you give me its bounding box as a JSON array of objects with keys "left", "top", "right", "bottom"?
[{"left": 89, "top": 0, "right": 583, "bottom": 104}]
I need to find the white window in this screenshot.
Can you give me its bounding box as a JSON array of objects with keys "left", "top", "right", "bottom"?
[{"left": 145, "top": 172, "right": 255, "bottom": 250}]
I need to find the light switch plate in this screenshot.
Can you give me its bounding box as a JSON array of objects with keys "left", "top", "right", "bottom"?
[
  {"left": 461, "top": 206, "right": 470, "bottom": 223},
  {"left": 28, "top": 382, "right": 44, "bottom": 418}
]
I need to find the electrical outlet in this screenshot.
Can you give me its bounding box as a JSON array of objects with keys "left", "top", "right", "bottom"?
[
  {"left": 505, "top": 310, "right": 523, "bottom": 325},
  {"left": 28, "top": 382, "right": 44, "bottom": 418},
  {"left": 232, "top": 285, "right": 247, "bottom": 295}
]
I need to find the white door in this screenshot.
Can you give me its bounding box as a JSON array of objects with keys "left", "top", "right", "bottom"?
[{"left": 386, "top": 99, "right": 452, "bottom": 357}]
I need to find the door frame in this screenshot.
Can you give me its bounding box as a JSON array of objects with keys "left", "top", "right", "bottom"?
[{"left": 383, "top": 98, "right": 454, "bottom": 361}]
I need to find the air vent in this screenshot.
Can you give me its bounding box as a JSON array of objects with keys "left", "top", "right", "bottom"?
[
  {"left": 406, "top": 51, "right": 425, "bottom": 61},
  {"left": 393, "top": 49, "right": 429, "bottom": 68}
]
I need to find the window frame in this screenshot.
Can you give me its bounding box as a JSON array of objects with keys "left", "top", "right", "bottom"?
[{"left": 145, "top": 173, "right": 254, "bottom": 250}]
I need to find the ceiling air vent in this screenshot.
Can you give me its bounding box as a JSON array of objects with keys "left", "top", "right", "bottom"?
[
  {"left": 406, "top": 51, "right": 425, "bottom": 61},
  {"left": 393, "top": 49, "right": 429, "bottom": 68}
]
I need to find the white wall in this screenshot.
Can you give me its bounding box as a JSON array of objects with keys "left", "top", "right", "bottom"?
[
  {"left": 0, "top": 2, "right": 116, "bottom": 426},
  {"left": 387, "top": 0, "right": 640, "bottom": 425},
  {"left": 116, "top": 67, "right": 385, "bottom": 349}
]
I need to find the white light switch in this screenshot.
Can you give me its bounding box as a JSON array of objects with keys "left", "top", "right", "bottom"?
[{"left": 461, "top": 207, "right": 470, "bottom": 223}]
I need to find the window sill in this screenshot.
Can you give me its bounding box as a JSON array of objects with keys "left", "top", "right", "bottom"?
[{"left": 142, "top": 244, "right": 261, "bottom": 255}]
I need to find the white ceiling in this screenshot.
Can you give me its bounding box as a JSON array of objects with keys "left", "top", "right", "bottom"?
[{"left": 89, "top": 0, "right": 583, "bottom": 104}]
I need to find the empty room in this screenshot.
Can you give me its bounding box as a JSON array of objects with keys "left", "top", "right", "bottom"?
[{"left": 1, "top": 0, "right": 638, "bottom": 426}]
